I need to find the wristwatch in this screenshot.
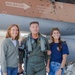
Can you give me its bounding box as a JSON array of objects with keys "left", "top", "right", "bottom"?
[{"left": 61, "top": 68, "right": 64, "bottom": 71}]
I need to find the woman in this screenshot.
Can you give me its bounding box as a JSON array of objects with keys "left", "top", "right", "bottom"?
[
  {"left": 47, "top": 28, "right": 69, "bottom": 75},
  {"left": 1, "top": 24, "right": 20, "bottom": 75}
]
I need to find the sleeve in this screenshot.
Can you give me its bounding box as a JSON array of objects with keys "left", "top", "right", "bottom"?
[
  {"left": 18, "top": 38, "right": 27, "bottom": 64},
  {"left": 62, "top": 42, "right": 69, "bottom": 55},
  {"left": 45, "top": 38, "right": 51, "bottom": 61},
  {"left": 1, "top": 40, "right": 8, "bottom": 73},
  {"left": 45, "top": 37, "right": 50, "bottom": 50},
  {"left": 18, "top": 49, "right": 24, "bottom": 63}
]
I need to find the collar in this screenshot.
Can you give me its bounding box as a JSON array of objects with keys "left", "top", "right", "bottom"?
[{"left": 29, "top": 33, "right": 42, "bottom": 39}]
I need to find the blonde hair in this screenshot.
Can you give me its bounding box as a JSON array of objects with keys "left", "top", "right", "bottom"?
[{"left": 6, "top": 24, "right": 20, "bottom": 40}]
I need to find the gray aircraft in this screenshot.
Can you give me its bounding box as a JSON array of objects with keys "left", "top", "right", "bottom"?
[
  {"left": 0, "top": 0, "right": 75, "bottom": 75},
  {"left": 0, "top": 13, "right": 75, "bottom": 62}
]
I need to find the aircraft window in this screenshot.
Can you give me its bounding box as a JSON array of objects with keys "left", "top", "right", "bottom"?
[{"left": 51, "top": 0, "right": 75, "bottom": 4}]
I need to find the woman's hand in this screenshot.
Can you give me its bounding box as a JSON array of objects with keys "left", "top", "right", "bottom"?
[
  {"left": 47, "top": 50, "right": 51, "bottom": 55},
  {"left": 46, "top": 66, "right": 50, "bottom": 73},
  {"left": 18, "top": 63, "right": 23, "bottom": 73},
  {"left": 56, "top": 69, "right": 62, "bottom": 75},
  {"left": 18, "top": 67, "right": 23, "bottom": 73},
  {"left": 3, "top": 73, "right": 7, "bottom": 75}
]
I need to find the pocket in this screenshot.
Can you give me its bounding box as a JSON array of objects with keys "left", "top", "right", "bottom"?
[
  {"left": 50, "top": 62, "right": 61, "bottom": 70},
  {"left": 55, "top": 62, "right": 61, "bottom": 70},
  {"left": 56, "top": 62, "right": 61, "bottom": 66},
  {"left": 50, "top": 62, "right": 55, "bottom": 69},
  {"left": 50, "top": 62, "right": 55, "bottom": 66}
]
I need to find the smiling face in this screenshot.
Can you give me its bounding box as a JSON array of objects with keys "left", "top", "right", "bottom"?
[
  {"left": 30, "top": 23, "right": 39, "bottom": 35},
  {"left": 6, "top": 24, "right": 20, "bottom": 40},
  {"left": 52, "top": 30, "right": 60, "bottom": 40},
  {"left": 10, "top": 26, "right": 19, "bottom": 39},
  {"left": 51, "top": 28, "right": 61, "bottom": 42}
]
